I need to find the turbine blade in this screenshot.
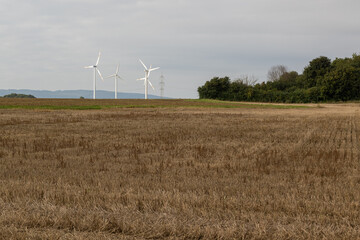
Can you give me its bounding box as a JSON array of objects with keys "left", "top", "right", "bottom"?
[
  {"left": 139, "top": 59, "right": 147, "bottom": 70},
  {"left": 96, "top": 52, "right": 101, "bottom": 66},
  {"left": 96, "top": 68, "right": 104, "bottom": 81},
  {"left": 148, "top": 68, "right": 152, "bottom": 78},
  {"left": 105, "top": 74, "right": 116, "bottom": 79},
  {"left": 149, "top": 67, "right": 160, "bottom": 72},
  {"left": 116, "top": 65, "right": 119, "bottom": 75},
  {"left": 148, "top": 80, "right": 155, "bottom": 91},
  {"left": 84, "top": 66, "right": 94, "bottom": 69},
  {"left": 137, "top": 78, "right": 145, "bottom": 81}
]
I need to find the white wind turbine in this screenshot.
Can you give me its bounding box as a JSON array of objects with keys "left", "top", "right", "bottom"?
[
  {"left": 84, "top": 52, "right": 104, "bottom": 99},
  {"left": 137, "top": 59, "right": 160, "bottom": 99},
  {"left": 106, "top": 64, "right": 123, "bottom": 99}
]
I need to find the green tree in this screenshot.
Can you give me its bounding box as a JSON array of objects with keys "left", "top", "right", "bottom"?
[
  {"left": 321, "top": 66, "right": 360, "bottom": 101},
  {"left": 228, "top": 80, "right": 249, "bottom": 101},
  {"left": 198, "top": 53, "right": 360, "bottom": 103},
  {"left": 303, "top": 56, "right": 332, "bottom": 88},
  {"left": 271, "top": 71, "right": 298, "bottom": 91},
  {"left": 198, "top": 77, "right": 231, "bottom": 100},
  {"left": 307, "top": 87, "right": 322, "bottom": 102}
]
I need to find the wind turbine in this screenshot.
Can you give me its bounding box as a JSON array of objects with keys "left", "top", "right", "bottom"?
[
  {"left": 84, "top": 52, "right": 104, "bottom": 99},
  {"left": 106, "top": 64, "right": 123, "bottom": 99},
  {"left": 137, "top": 59, "right": 160, "bottom": 99}
]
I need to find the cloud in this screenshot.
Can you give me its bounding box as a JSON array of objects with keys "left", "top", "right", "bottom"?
[{"left": 0, "top": 0, "right": 360, "bottom": 98}]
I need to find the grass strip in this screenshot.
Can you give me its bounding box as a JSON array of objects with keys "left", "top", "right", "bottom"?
[{"left": 0, "top": 105, "right": 102, "bottom": 110}]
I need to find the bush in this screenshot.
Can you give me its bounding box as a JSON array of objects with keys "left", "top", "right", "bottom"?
[{"left": 3, "top": 93, "right": 36, "bottom": 98}]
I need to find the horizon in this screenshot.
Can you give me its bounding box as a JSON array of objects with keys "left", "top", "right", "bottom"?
[{"left": 0, "top": 88, "right": 174, "bottom": 99}]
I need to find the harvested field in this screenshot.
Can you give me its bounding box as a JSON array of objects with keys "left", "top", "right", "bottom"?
[{"left": 0, "top": 99, "right": 360, "bottom": 239}]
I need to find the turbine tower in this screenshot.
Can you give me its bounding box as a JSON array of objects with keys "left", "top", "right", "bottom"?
[
  {"left": 137, "top": 59, "right": 160, "bottom": 99},
  {"left": 84, "top": 52, "right": 104, "bottom": 99},
  {"left": 159, "top": 73, "right": 165, "bottom": 99},
  {"left": 106, "top": 64, "right": 123, "bottom": 99}
]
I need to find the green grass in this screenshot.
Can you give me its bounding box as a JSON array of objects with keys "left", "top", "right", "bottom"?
[
  {"left": 186, "top": 99, "right": 312, "bottom": 109},
  {"left": 0, "top": 105, "right": 103, "bottom": 110}
]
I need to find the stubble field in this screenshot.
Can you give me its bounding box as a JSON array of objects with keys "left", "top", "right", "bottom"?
[{"left": 0, "top": 99, "right": 360, "bottom": 239}]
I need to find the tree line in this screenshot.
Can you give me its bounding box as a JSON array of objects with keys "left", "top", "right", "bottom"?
[
  {"left": 198, "top": 54, "right": 360, "bottom": 103},
  {"left": 1, "top": 93, "right": 36, "bottom": 98}
]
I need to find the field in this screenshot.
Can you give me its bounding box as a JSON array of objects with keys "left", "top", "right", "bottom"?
[{"left": 0, "top": 99, "right": 359, "bottom": 239}]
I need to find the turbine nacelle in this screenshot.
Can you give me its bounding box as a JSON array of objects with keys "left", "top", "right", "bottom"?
[
  {"left": 84, "top": 51, "right": 104, "bottom": 99},
  {"left": 105, "top": 65, "right": 123, "bottom": 81},
  {"left": 139, "top": 59, "right": 160, "bottom": 80},
  {"left": 105, "top": 64, "right": 124, "bottom": 99},
  {"left": 137, "top": 59, "right": 159, "bottom": 99}
]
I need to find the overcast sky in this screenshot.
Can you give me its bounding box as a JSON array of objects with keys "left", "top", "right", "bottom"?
[{"left": 1, "top": 0, "right": 360, "bottom": 98}]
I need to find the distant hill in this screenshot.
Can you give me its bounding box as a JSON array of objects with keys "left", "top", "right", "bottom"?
[{"left": 0, "top": 89, "right": 168, "bottom": 99}]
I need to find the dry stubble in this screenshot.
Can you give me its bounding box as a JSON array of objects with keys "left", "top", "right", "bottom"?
[{"left": 0, "top": 101, "right": 360, "bottom": 239}]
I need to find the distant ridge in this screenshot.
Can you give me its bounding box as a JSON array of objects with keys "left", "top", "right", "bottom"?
[{"left": 0, "top": 89, "right": 168, "bottom": 99}]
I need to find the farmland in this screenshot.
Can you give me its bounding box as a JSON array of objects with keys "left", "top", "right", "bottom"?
[{"left": 0, "top": 99, "right": 360, "bottom": 239}]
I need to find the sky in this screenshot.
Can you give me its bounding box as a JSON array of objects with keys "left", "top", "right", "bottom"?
[{"left": 1, "top": 0, "right": 360, "bottom": 98}]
